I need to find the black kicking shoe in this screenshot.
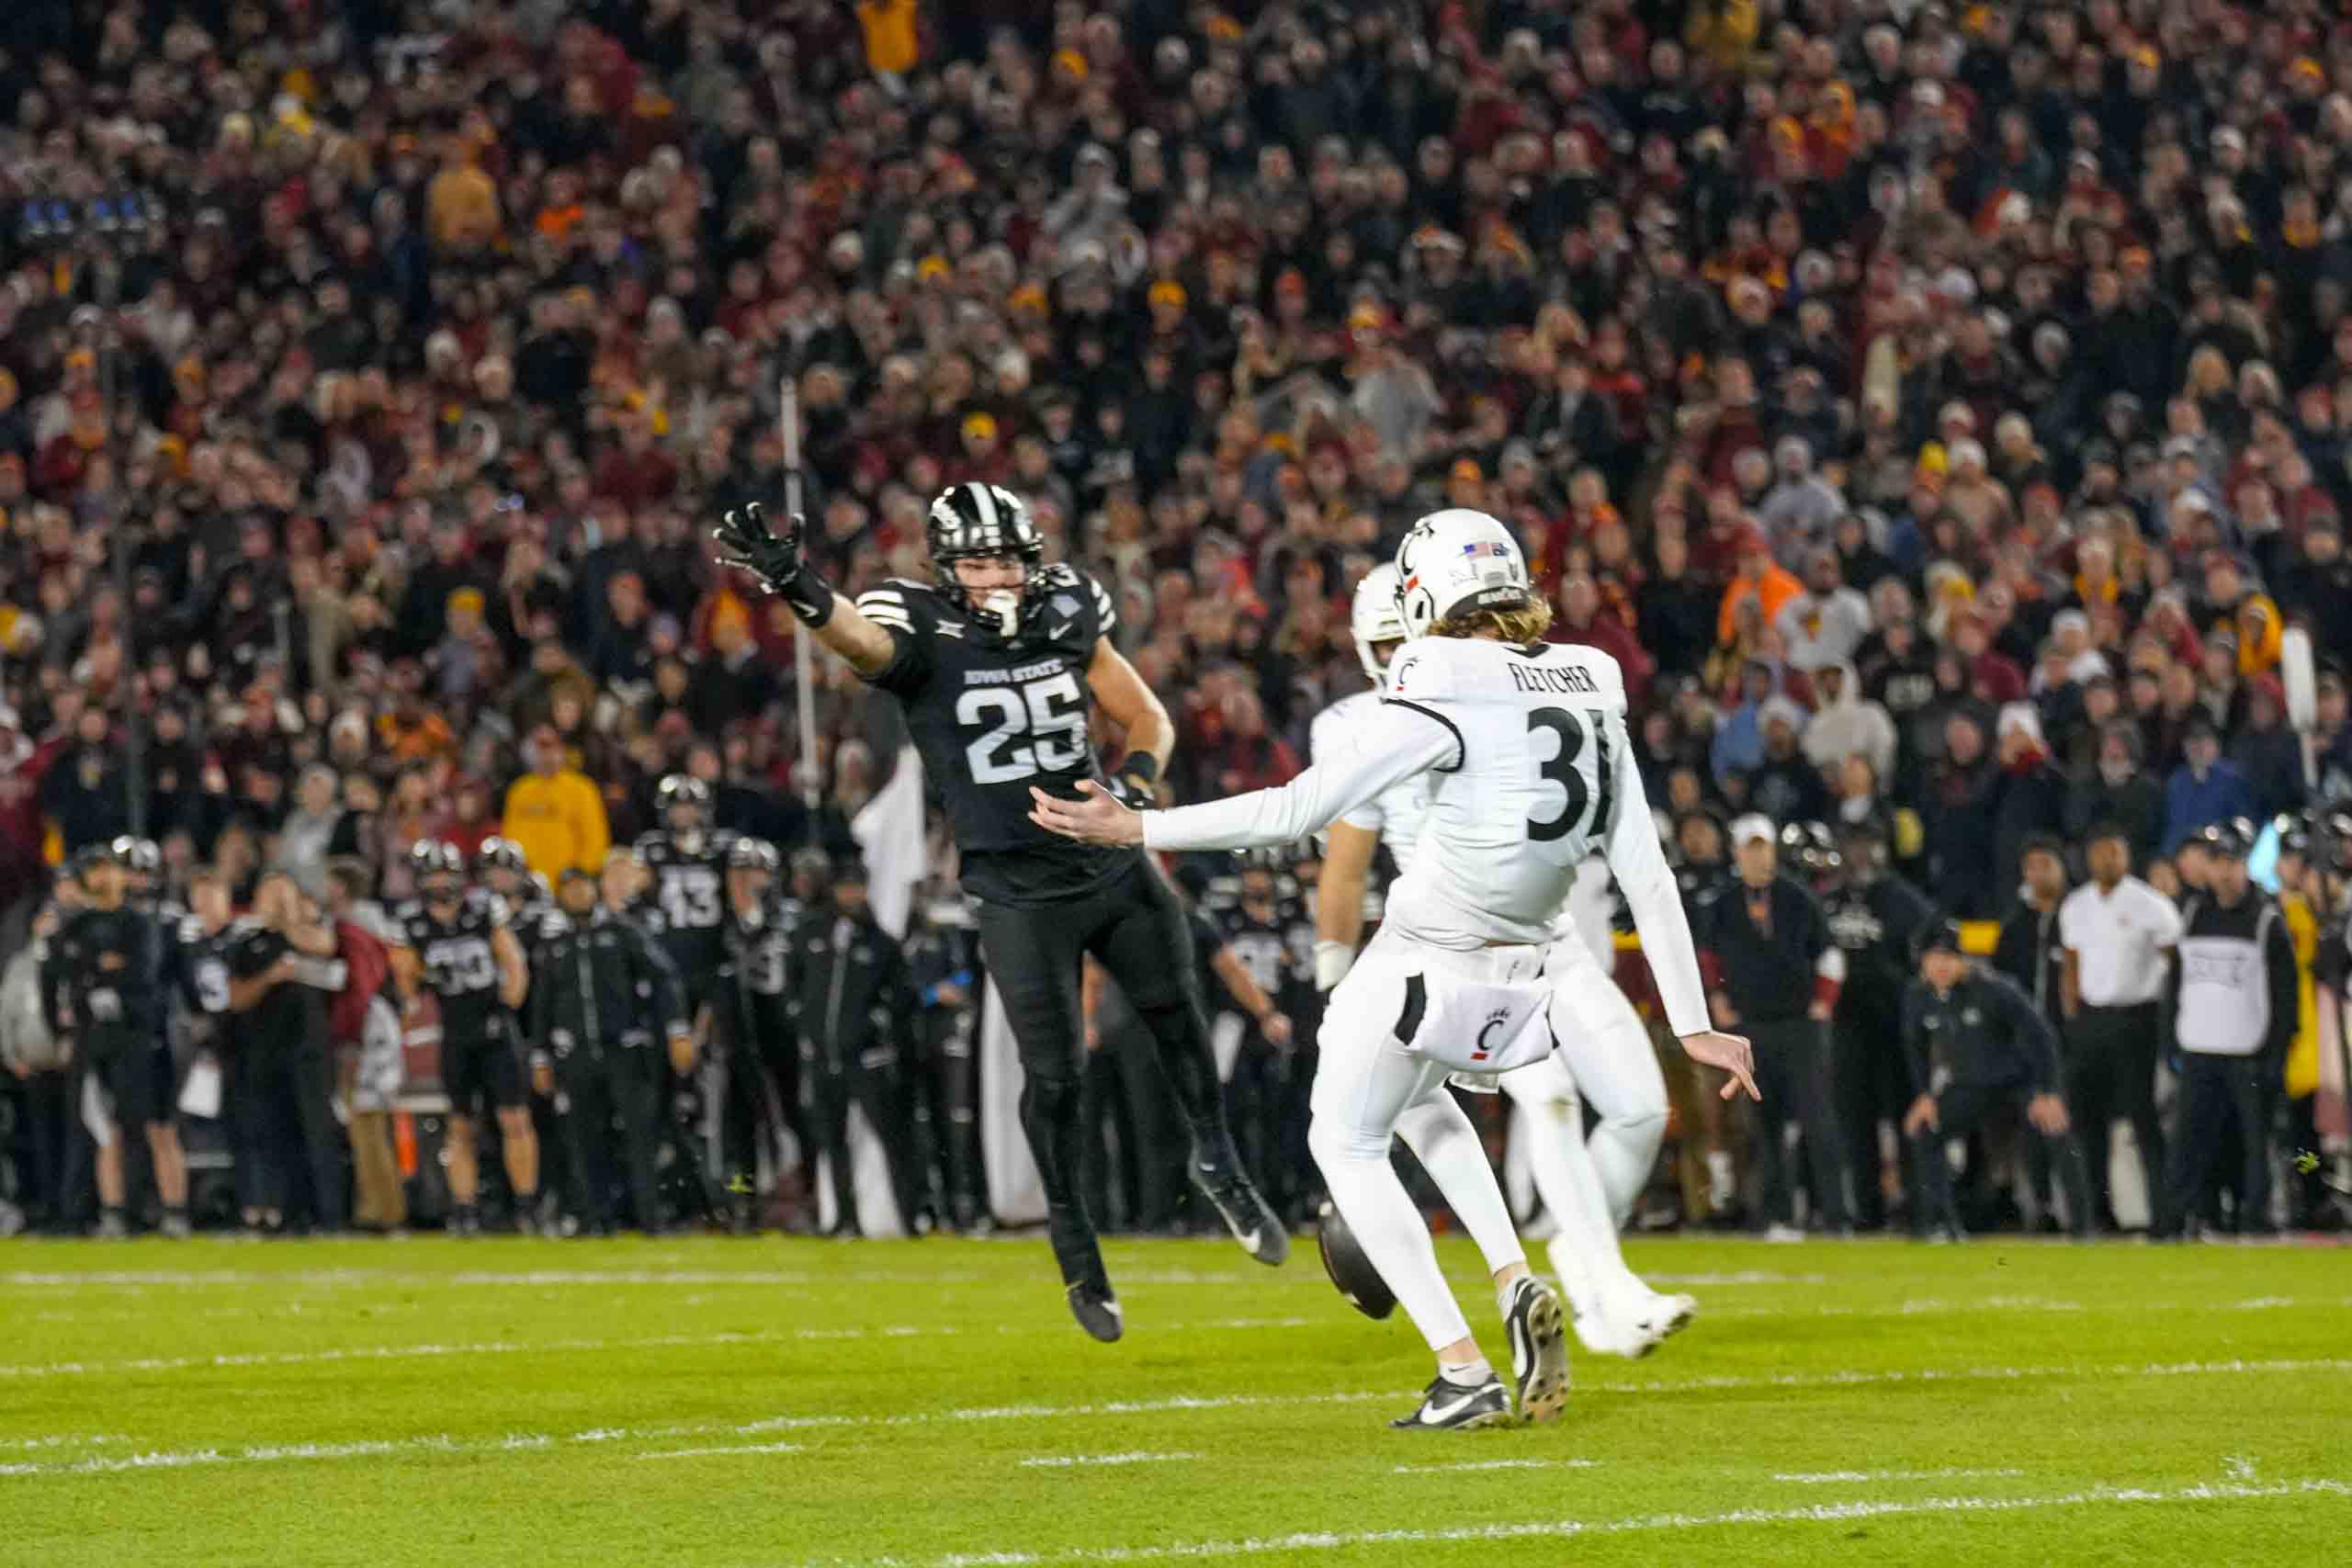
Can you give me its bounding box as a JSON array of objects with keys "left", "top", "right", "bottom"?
[
  {"left": 1502, "top": 1277, "right": 1570, "bottom": 1425},
  {"left": 1067, "top": 1278, "right": 1125, "bottom": 1343},
  {"left": 1190, "top": 1145, "right": 1289, "bottom": 1267},
  {"left": 1390, "top": 1372, "right": 1512, "bottom": 1432}
]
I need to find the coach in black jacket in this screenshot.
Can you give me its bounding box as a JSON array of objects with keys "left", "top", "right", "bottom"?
[
  {"left": 1697, "top": 816, "right": 1852, "bottom": 1235},
  {"left": 528, "top": 868, "right": 690, "bottom": 1235},
  {"left": 788, "top": 858, "right": 925, "bottom": 1236},
  {"left": 1901, "top": 921, "right": 2094, "bottom": 1239},
  {"left": 2158, "top": 820, "right": 2298, "bottom": 1238}
]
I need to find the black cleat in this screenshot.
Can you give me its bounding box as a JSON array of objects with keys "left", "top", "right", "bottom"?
[
  {"left": 1390, "top": 1373, "right": 1512, "bottom": 1432},
  {"left": 1191, "top": 1147, "right": 1289, "bottom": 1267},
  {"left": 1502, "top": 1277, "right": 1570, "bottom": 1424},
  {"left": 1067, "top": 1279, "right": 1125, "bottom": 1343}
]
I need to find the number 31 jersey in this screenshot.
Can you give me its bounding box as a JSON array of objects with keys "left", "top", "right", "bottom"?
[
  {"left": 854, "top": 565, "right": 1131, "bottom": 908},
  {"left": 1373, "top": 636, "right": 1634, "bottom": 950}
]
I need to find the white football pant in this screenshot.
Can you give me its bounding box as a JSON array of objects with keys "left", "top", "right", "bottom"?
[{"left": 1310, "top": 931, "right": 1536, "bottom": 1353}]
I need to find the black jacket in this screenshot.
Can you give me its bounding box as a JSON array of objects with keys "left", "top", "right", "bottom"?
[
  {"left": 41, "top": 904, "right": 169, "bottom": 1051},
  {"left": 787, "top": 907, "right": 912, "bottom": 1075},
  {"left": 1991, "top": 897, "right": 2068, "bottom": 1025},
  {"left": 526, "top": 906, "right": 687, "bottom": 1063},
  {"left": 1821, "top": 873, "right": 1937, "bottom": 1023},
  {"left": 1899, "top": 965, "right": 2063, "bottom": 1096},
  {"left": 1694, "top": 874, "right": 1833, "bottom": 1025}
]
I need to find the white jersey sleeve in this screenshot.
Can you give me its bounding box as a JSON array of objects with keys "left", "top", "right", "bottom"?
[
  {"left": 1140, "top": 706, "right": 1458, "bottom": 853},
  {"left": 1312, "top": 690, "right": 1435, "bottom": 863},
  {"left": 1591, "top": 671, "right": 1711, "bottom": 1037}
]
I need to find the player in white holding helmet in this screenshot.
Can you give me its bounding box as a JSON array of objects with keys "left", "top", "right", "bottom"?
[
  {"left": 1032, "top": 510, "right": 1756, "bottom": 1431},
  {"left": 1313, "top": 564, "right": 1698, "bottom": 1359}
]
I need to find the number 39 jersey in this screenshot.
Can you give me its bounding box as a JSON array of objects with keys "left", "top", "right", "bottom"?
[
  {"left": 393, "top": 888, "right": 511, "bottom": 1040},
  {"left": 854, "top": 565, "right": 1132, "bottom": 908}
]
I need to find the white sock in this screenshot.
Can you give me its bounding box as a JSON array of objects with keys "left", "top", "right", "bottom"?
[
  {"left": 1511, "top": 1080, "right": 1645, "bottom": 1318},
  {"left": 1439, "top": 1355, "right": 1495, "bottom": 1387},
  {"left": 1313, "top": 1128, "right": 1475, "bottom": 1354}
]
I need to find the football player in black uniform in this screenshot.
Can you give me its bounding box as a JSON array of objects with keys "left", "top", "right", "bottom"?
[
  {"left": 40, "top": 840, "right": 187, "bottom": 1237},
  {"left": 717, "top": 836, "right": 797, "bottom": 1229},
  {"left": 395, "top": 841, "right": 533, "bottom": 1234},
  {"left": 1217, "top": 847, "right": 1301, "bottom": 1217},
  {"left": 716, "top": 483, "right": 1284, "bottom": 1339},
  {"left": 478, "top": 836, "right": 559, "bottom": 1218},
  {"left": 639, "top": 776, "right": 734, "bottom": 1011}
]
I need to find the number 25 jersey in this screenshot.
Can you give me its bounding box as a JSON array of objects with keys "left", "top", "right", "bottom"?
[{"left": 854, "top": 565, "right": 1131, "bottom": 908}]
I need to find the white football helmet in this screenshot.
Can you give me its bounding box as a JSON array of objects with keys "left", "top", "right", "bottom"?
[
  {"left": 1393, "top": 509, "right": 1532, "bottom": 639},
  {"left": 1350, "top": 561, "right": 1408, "bottom": 681}
]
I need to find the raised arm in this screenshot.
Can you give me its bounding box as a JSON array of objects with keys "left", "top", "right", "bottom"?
[{"left": 712, "top": 502, "right": 897, "bottom": 676}]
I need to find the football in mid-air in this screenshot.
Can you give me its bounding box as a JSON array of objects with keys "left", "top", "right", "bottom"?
[{"left": 1317, "top": 1200, "right": 1396, "bottom": 1319}]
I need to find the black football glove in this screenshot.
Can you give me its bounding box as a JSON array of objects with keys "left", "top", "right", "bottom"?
[
  {"left": 1101, "top": 750, "right": 1161, "bottom": 808},
  {"left": 712, "top": 502, "right": 835, "bottom": 627}
]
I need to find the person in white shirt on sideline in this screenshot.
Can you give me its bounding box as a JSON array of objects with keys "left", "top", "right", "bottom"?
[
  {"left": 1310, "top": 562, "right": 1695, "bottom": 1360},
  {"left": 2059, "top": 819, "right": 2184, "bottom": 1232},
  {"left": 1030, "top": 510, "right": 1756, "bottom": 1432}
]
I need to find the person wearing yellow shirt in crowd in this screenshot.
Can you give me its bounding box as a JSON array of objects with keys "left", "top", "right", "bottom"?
[
  {"left": 856, "top": 0, "right": 920, "bottom": 80},
  {"left": 426, "top": 133, "right": 501, "bottom": 255},
  {"left": 502, "top": 723, "right": 609, "bottom": 880}
]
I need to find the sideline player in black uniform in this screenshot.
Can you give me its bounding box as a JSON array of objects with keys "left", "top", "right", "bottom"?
[
  {"left": 717, "top": 836, "right": 798, "bottom": 1229},
  {"left": 395, "top": 841, "right": 533, "bottom": 1234},
  {"left": 479, "top": 835, "right": 560, "bottom": 1218},
  {"left": 40, "top": 841, "right": 188, "bottom": 1237},
  {"left": 716, "top": 484, "right": 1284, "bottom": 1339},
  {"left": 1820, "top": 818, "right": 1936, "bottom": 1231},
  {"left": 1216, "top": 847, "right": 1302, "bottom": 1218},
  {"left": 639, "top": 775, "right": 733, "bottom": 1217}
]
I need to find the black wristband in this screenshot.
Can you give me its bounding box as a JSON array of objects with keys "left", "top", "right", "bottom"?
[
  {"left": 785, "top": 573, "right": 836, "bottom": 629},
  {"left": 1116, "top": 750, "right": 1160, "bottom": 788}
]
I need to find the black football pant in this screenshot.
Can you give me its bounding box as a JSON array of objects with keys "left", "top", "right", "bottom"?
[
  {"left": 1833, "top": 1005, "right": 1914, "bottom": 1231},
  {"left": 1080, "top": 991, "right": 1191, "bottom": 1233},
  {"left": 2163, "top": 1052, "right": 2272, "bottom": 1237},
  {"left": 1910, "top": 1076, "right": 2093, "bottom": 1236},
  {"left": 806, "top": 1060, "right": 924, "bottom": 1234},
  {"left": 2067, "top": 1004, "right": 2167, "bottom": 1231},
  {"left": 715, "top": 992, "right": 806, "bottom": 1219},
  {"left": 244, "top": 1042, "right": 345, "bottom": 1231},
  {"left": 5, "top": 1068, "right": 74, "bottom": 1229},
  {"left": 559, "top": 1043, "right": 662, "bottom": 1233},
  {"left": 1744, "top": 1017, "right": 1851, "bottom": 1231},
  {"left": 974, "top": 857, "right": 1229, "bottom": 1286}
]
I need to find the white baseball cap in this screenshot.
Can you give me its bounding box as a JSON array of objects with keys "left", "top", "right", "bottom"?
[{"left": 1730, "top": 813, "right": 1777, "bottom": 848}]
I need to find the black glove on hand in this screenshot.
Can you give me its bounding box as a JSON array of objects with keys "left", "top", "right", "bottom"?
[
  {"left": 1102, "top": 750, "right": 1160, "bottom": 808},
  {"left": 713, "top": 502, "right": 835, "bottom": 627}
]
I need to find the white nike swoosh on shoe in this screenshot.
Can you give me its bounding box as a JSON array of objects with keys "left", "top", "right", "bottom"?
[
  {"left": 1235, "top": 1228, "right": 1261, "bottom": 1252},
  {"left": 1419, "top": 1389, "right": 1489, "bottom": 1425}
]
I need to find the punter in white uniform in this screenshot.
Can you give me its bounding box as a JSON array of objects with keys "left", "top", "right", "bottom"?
[
  {"left": 1031, "top": 510, "right": 1755, "bottom": 1431},
  {"left": 1312, "top": 563, "right": 1694, "bottom": 1359}
]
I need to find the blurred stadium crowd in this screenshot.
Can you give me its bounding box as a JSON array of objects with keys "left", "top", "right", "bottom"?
[{"left": 3, "top": 1, "right": 2352, "bottom": 1239}]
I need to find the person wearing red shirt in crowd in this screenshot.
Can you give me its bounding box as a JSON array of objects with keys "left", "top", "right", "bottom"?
[{"left": 1552, "top": 570, "right": 1655, "bottom": 707}]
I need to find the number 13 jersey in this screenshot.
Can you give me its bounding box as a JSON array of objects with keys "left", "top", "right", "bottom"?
[{"left": 854, "top": 565, "right": 1132, "bottom": 908}]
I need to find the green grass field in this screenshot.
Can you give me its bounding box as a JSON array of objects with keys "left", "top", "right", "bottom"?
[{"left": 5, "top": 1233, "right": 2349, "bottom": 1566}]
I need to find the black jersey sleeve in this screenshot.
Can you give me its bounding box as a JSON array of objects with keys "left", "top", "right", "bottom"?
[{"left": 853, "top": 581, "right": 937, "bottom": 696}]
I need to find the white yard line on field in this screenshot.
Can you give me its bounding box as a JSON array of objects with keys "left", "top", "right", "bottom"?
[
  {"left": 1772, "top": 1468, "right": 2026, "bottom": 1484},
  {"left": 0, "top": 1267, "right": 1272, "bottom": 1292},
  {"left": 637, "top": 1443, "right": 805, "bottom": 1461},
  {"left": 781, "top": 1479, "right": 2352, "bottom": 1568},
  {"left": 11, "top": 1359, "right": 2352, "bottom": 1483},
  {"left": 1391, "top": 1459, "right": 1600, "bottom": 1474},
  {"left": 1016, "top": 1453, "right": 1201, "bottom": 1469}
]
